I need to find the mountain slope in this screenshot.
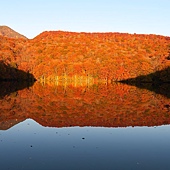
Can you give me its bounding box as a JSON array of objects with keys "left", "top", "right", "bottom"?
[
  {"left": 0, "top": 27, "right": 170, "bottom": 82},
  {"left": 25, "top": 31, "right": 170, "bottom": 82},
  {"left": 0, "top": 26, "right": 27, "bottom": 39}
]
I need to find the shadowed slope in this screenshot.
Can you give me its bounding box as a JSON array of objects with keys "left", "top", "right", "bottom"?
[
  {"left": 119, "top": 67, "right": 170, "bottom": 98},
  {"left": 0, "top": 61, "right": 36, "bottom": 98},
  {"left": 0, "top": 60, "right": 36, "bottom": 81}
]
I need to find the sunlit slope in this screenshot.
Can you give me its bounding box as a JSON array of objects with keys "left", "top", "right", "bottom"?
[
  {"left": 16, "top": 31, "right": 170, "bottom": 82},
  {"left": 0, "top": 27, "right": 170, "bottom": 81}
]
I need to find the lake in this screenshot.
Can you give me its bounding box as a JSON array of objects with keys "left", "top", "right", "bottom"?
[{"left": 0, "top": 81, "right": 169, "bottom": 170}]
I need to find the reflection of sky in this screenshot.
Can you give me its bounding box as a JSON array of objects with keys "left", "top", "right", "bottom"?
[{"left": 0, "top": 119, "right": 170, "bottom": 170}]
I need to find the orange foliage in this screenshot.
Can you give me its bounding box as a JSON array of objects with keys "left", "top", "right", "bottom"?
[{"left": 0, "top": 31, "right": 170, "bottom": 81}]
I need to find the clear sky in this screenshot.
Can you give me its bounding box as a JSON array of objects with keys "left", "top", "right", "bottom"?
[{"left": 1, "top": 0, "right": 170, "bottom": 38}]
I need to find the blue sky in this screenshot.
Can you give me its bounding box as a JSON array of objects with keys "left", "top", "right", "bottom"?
[{"left": 1, "top": 0, "right": 170, "bottom": 38}]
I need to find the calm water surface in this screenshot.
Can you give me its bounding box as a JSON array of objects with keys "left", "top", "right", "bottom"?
[{"left": 0, "top": 82, "right": 169, "bottom": 170}]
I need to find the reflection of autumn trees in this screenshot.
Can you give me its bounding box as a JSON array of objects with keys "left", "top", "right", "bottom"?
[
  {"left": 1, "top": 29, "right": 169, "bottom": 129},
  {"left": 0, "top": 32, "right": 170, "bottom": 81},
  {"left": 0, "top": 82, "right": 169, "bottom": 129}
]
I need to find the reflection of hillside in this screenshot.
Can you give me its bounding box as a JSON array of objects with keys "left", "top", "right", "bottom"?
[
  {"left": 0, "top": 82, "right": 169, "bottom": 130},
  {"left": 0, "top": 119, "right": 25, "bottom": 130},
  {"left": 0, "top": 81, "right": 35, "bottom": 99},
  {"left": 120, "top": 83, "right": 170, "bottom": 99},
  {"left": 120, "top": 67, "right": 170, "bottom": 98}
]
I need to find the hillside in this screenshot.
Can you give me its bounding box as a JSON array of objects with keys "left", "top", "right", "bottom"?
[
  {"left": 0, "top": 28, "right": 170, "bottom": 82},
  {"left": 23, "top": 31, "right": 170, "bottom": 82},
  {"left": 0, "top": 26, "right": 27, "bottom": 39}
]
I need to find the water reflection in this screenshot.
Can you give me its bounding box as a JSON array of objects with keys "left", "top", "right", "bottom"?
[
  {"left": 0, "top": 81, "right": 35, "bottom": 99},
  {"left": 0, "top": 81, "right": 35, "bottom": 130},
  {"left": 120, "top": 66, "right": 170, "bottom": 99},
  {"left": 0, "top": 82, "right": 170, "bottom": 170},
  {"left": 1, "top": 119, "right": 170, "bottom": 170},
  {"left": 122, "top": 82, "right": 170, "bottom": 99},
  {"left": 0, "top": 82, "right": 169, "bottom": 129}
]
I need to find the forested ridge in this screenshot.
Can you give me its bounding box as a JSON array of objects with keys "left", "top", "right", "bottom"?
[{"left": 0, "top": 27, "right": 170, "bottom": 82}]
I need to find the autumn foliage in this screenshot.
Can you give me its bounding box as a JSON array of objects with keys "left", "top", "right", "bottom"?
[{"left": 0, "top": 28, "right": 170, "bottom": 82}]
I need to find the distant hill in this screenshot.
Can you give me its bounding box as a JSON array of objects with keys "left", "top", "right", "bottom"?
[{"left": 0, "top": 26, "right": 27, "bottom": 39}]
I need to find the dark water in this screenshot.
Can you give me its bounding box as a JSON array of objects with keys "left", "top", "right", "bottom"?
[{"left": 0, "top": 82, "right": 170, "bottom": 170}]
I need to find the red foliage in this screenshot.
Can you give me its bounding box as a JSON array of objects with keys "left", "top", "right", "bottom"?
[{"left": 0, "top": 31, "right": 170, "bottom": 81}]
